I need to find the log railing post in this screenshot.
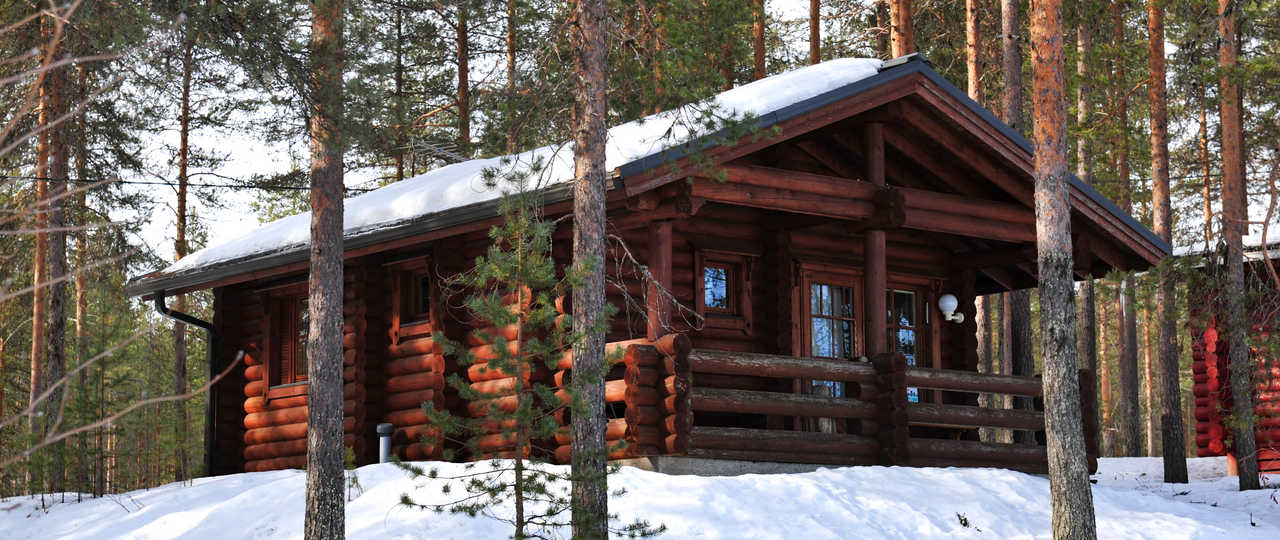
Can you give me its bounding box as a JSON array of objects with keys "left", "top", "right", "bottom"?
[
  {"left": 871, "top": 351, "right": 909, "bottom": 465},
  {"left": 1078, "top": 368, "right": 1099, "bottom": 473},
  {"left": 646, "top": 220, "right": 673, "bottom": 340}
]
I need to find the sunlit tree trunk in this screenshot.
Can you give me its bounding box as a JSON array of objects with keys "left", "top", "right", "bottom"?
[
  {"left": 889, "top": 0, "right": 913, "bottom": 57},
  {"left": 752, "top": 0, "right": 765, "bottom": 80},
  {"left": 1031, "top": 0, "right": 1098, "bottom": 534}
]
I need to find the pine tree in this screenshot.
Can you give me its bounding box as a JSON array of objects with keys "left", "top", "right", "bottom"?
[
  {"left": 304, "top": 0, "right": 347, "bottom": 536},
  {"left": 1031, "top": 0, "right": 1098, "bottom": 535}
]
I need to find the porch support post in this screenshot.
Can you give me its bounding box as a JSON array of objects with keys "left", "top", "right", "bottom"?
[
  {"left": 863, "top": 123, "right": 887, "bottom": 356},
  {"left": 647, "top": 220, "right": 673, "bottom": 340}
]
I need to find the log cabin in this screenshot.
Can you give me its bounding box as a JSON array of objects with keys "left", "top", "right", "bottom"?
[
  {"left": 127, "top": 55, "right": 1168, "bottom": 476},
  {"left": 1185, "top": 236, "right": 1280, "bottom": 474}
]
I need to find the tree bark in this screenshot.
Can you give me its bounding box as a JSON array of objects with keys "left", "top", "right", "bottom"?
[
  {"left": 570, "top": 0, "right": 609, "bottom": 535},
  {"left": 889, "top": 0, "right": 914, "bottom": 57},
  {"left": 1148, "top": 0, "right": 1187, "bottom": 481},
  {"left": 1031, "top": 0, "right": 1098, "bottom": 534},
  {"left": 1200, "top": 87, "right": 1212, "bottom": 246},
  {"left": 506, "top": 0, "right": 518, "bottom": 153},
  {"left": 875, "top": 1, "right": 890, "bottom": 58},
  {"left": 457, "top": 4, "right": 471, "bottom": 157},
  {"left": 1142, "top": 303, "right": 1156, "bottom": 456},
  {"left": 30, "top": 65, "right": 49, "bottom": 493},
  {"left": 809, "top": 0, "right": 820, "bottom": 65},
  {"left": 1217, "top": 0, "right": 1260, "bottom": 491},
  {"left": 305, "top": 0, "right": 347, "bottom": 536},
  {"left": 1112, "top": 3, "right": 1140, "bottom": 457},
  {"left": 1075, "top": 21, "right": 1098, "bottom": 439},
  {"left": 752, "top": 0, "right": 765, "bottom": 80},
  {"left": 978, "top": 297, "right": 994, "bottom": 442},
  {"left": 173, "top": 29, "right": 194, "bottom": 483},
  {"left": 1006, "top": 289, "right": 1035, "bottom": 444},
  {"left": 966, "top": 0, "right": 980, "bottom": 101},
  {"left": 44, "top": 49, "right": 70, "bottom": 494},
  {"left": 1000, "top": 0, "right": 1021, "bottom": 134}
]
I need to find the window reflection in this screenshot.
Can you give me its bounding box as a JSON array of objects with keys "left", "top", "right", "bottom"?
[
  {"left": 704, "top": 265, "right": 731, "bottom": 311},
  {"left": 810, "top": 282, "right": 856, "bottom": 397},
  {"left": 886, "top": 290, "right": 919, "bottom": 402}
]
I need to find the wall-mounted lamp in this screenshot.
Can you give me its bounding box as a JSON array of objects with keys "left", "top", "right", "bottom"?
[{"left": 938, "top": 293, "right": 964, "bottom": 323}]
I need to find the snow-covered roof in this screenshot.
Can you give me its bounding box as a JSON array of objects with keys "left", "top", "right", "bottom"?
[
  {"left": 129, "top": 58, "right": 884, "bottom": 294},
  {"left": 1173, "top": 230, "right": 1280, "bottom": 259}
]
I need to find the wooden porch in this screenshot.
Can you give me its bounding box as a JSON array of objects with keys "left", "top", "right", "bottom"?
[{"left": 564, "top": 335, "right": 1099, "bottom": 474}]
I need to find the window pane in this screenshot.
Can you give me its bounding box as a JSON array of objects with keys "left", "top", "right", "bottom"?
[
  {"left": 296, "top": 297, "right": 308, "bottom": 377},
  {"left": 812, "top": 318, "right": 834, "bottom": 358},
  {"left": 415, "top": 274, "right": 431, "bottom": 316},
  {"left": 704, "top": 266, "right": 731, "bottom": 310}
]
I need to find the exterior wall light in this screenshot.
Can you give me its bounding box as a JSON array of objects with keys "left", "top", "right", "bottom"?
[{"left": 938, "top": 293, "right": 964, "bottom": 323}]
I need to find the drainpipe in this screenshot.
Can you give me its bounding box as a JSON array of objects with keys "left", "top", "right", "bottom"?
[
  {"left": 377, "top": 423, "right": 393, "bottom": 463},
  {"left": 153, "top": 289, "right": 218, "bottom": 478}
]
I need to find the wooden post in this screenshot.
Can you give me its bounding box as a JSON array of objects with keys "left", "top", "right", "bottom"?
[
  {"left": 864, "top": 123, "right": 887, "bottom": 357},
  {"left": 871, "top": 352, "right": 909, "bottom": 465},
  {"left": 647, "top": 220, "right": 673, "bottom": 340}
]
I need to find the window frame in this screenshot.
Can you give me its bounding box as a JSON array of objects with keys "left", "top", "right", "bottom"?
[
  {"left": 260, "top": 283, "right": 310, "bottom": 399},
  {"left": 798, "top": 268, "right": 865, "bottom": 361},
  {"left": 386, "top": 255, "right": 435, "bottom": 343},
  {"left": 695, "top": 250, "right": 753, "bottom": 332}
]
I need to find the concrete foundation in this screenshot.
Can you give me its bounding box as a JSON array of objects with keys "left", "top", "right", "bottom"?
[{"left": 614, "top": 456, "right": 829, "bottom": 476}]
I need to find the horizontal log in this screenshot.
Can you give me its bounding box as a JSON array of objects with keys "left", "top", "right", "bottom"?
[
  {"left": 243, "top": 435, "right": 357, "bottom": 461},
  {"left": 688, "top": 349, "right": 877, "bottom": 383},
  {"left": 384, "top": 389, "right": 438, "bottom": 412},
  {"left": 471, "top": 376, "right": 523, "bottom": 396},
  {"left": 244, "top": 380, "right": 265, "bottom": 398},
  {"left": 468, "top": 394, "right": 519, "bottom": 417},
  {"left": 690, "top": 426, "right": 878, "bottom": 456},
  {"left": 242, "top": 417, "right": 357, "bottom": 445},
  {"left": 390, "top": 336, "right": 437, "bottom": 357},
  {"left": 245, "top": 364, "right": 264, "bottom": 381},
  {"left": 392, "top": 442, "right": 439, "bottom": 460},
  {"left": 245, "top": 395, "right": 307, "bottom": 414},
  {"left": 555, "top": 418, "right": 629, "bottom": 445},
  {"left": 385, "top": 372, "right": 443, "bottom": 393},
  {"left": 465, "top": 324, "right": 522, "bottom": 347},
  {"left": 385, "top": 407, "right": 432, "bottom": 427},
  {"left": 555, "top": 338, "right": 653, "bottom": 370},
  {"left": 690, "top": 387, "right": 877, "bottom": 419},
  {"left": 625, "top": 405, "right": 662, "bottom": 426},
  {"left": 392, "top": 424, "right": 441, "bottom": 446},
  {"left": 343, "top": 332, "right": 358, "bottom": 350},
  {"left": 686, "top": 447, "right": 877, "bottom": 466},
  {"left": 904, "top": 368, "right": 1043, "bottom": 397},
  {"left": 385, "top": 353, "right": 444, "bottom": 377},
  {"left": 243, "top": 400, "right": 358, "bottom": 430},
  {"left": 244, "top": 455, "right": 307, "bottom": 472},
  {"left": 554, "top": 441, "right": 639, "bottom": 464},
  {"left": 907, "top": 403, "right": 1045, "bottom": 431},
  {"left": 908, "top": 438, "right": 1047, "bottom": 464},
  {"left": 623, "top": 345, "right": 662, "bottom": 369}
]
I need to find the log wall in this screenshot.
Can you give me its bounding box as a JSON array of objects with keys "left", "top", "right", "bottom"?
[{"left": 1191, "top": 317, "right": 1280, "bottom": 473}]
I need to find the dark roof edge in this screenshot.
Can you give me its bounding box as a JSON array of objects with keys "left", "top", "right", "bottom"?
[
  {"left": 126, "top": 182, "right": 576, "bottom": 297},
  {"left": 911, "top": 64, "right": 1172, "bottom": 256}
]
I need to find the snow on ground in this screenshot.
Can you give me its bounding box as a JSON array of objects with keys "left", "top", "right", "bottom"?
[{"left": 1, "top": 458, "right": 1276, "bottom": 539}]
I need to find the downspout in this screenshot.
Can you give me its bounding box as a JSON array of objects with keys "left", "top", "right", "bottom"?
[{"left": 153, "top": 289, "right": 218, "bottom": 478}]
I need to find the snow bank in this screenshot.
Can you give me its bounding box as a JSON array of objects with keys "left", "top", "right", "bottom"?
[
  {"left": 2, "top": 458, "right": 1276, "bottom": 539},
  {"left": 159, "top": 58, "right": 884, "bottom": 277}
]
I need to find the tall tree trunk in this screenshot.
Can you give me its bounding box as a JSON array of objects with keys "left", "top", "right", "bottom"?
[
  {"left": 173, "top": 30, "right": 194, "bottom": 484},
  {"left": 889, "top": 0, "right": 913, "bottom": 57},
  {"left": 809, "top": 0, "right": 820, "bottom": 64},
  {"left": 395, "top": 7, "right": 407, "bottom": 180},
  {"left": 506, "top": 0, "right": 518, "bottom": 153},
  {"left": 1148, "top": 0, "right": 1187, "bottom": 481},
  {"left": 1031, "top": 0, "right": 1098, "bottom": 534},
  {"left": 569, "top": 0, "right": 609, "bottom": 535},
  {"left": 1142, "top": 302, "right": 1157, "bottom": 456},
  {"left": 978, "top": 297, "right": 994, "bottom": 442},
  {"left": 1000, "top": 0, "right": 1021, "bottom": 133},
  {"left": 1076, "top": 20, "right": 1099, "bottom": 435},
  {"left": 751, "top": 0, "right": 765, "bottom": 80},
  {"left": 30, "top": 69, "right": 50, "bottom": 496},
  {"left": 72, "top": 70, "right": 91, "bottom": 496},
  {"left": 1007, "top": 289, "right": 1035, "bottom": 444},
  {"left": 966, "top": 0, "right": 980, "bottom": 101},
  {"left": 304, "top": 0, "right": 347, "bottom": 536},
  {"left": 1217, "top": 0, "right": 1260, "bottom": 491},
  {"left": 1112, "top": 3, "right": 1140, "bottom": 457},
  {"left": 44, "top": 52, "right": 69, "bottom": 495},
  {"left": 875, "top": 1, "right": 890, "bottom": 57},
  {"left": 457, "top": 4, "right": 470, "bottom": 157},
  {"left": 1200, "top": 86, "right": 1212, "bottom": 246},
  {"left": 1099, "top": 288, "right": 1112, "bottom": 454}
]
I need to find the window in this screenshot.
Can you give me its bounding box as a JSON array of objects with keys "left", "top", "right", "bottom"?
[
  {"left": 808, "top": 281, "right": 858, "bottom": 397},
  {"left": 386, "top": 255, "right": 433, "bottom": 334},
  {"left": 402, "top": 271, "right": 432, "bottom": 324},
  {"left": 886, "top": 289, "right": 923, "bottom": 403},
  {"left": 695, "top": 251, "right": 753, "bottom": 331},
  {"left": 703, "top": 263, "right": 734, "bottom": 313},
  {"left": 269, "top": 294, "right": 309, "bottom": 387}
]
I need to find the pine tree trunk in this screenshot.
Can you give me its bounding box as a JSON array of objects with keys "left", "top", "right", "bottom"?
[
  {"left": 569, "top": 0, "right": 609, "bottom": 535},
  {"left": 1000, "top": 0, "right": 1021, "bottom": 134},
  {"left": 1112, "top": 3, "right": 1140, "bottom": 456},
  {"left": 45, "top": 56, "right": 69, "bottom": 495},
  {"left": 752, "top": 0, "right": 765, "bottom": 80},
  {"left": 305, "top": 0, "right": 347, "bottom": 536},
  {"left": 889, "top": 0, "right": 913, "bottom": 57},
  {"left": 1099, "top": 290, "right": 1112, "bottom": 454},
  {"left": 1075, "top": 21, "right": 1099, "bottom": 440},
  {"left": 73, "top": 85, "right": 92, "bottom": 496},
  {"left": 1217, "top": 0, "right": 1260, "bottom": 491},
  {"left": 1199, "top": 88, "right": 1212, "bottom": 246},
  {"left": 30, "top": 70, "right": 49, "bottom": 496},
  {"left": 173, "top": 30, "right": 194, "bottom": 483},
  {"left": 506, "top": 0, "right": 518, "bottom": 153},
  {"left": 1142, "top": 303, "right": 1157, "bottom": 456},
  {"left": 875, "top": 2, "right": 889, "bottom": 57},
  {"left": 395, "top": 8, "right": 407, "bottom": 180},
  {"left": 978, "top": 297, "right": 994, "bottom": 442},
  {"left": 966, "top": 0, "right": 980, "bottom": 101},
  {"left": 1007, "top": 289, "right": 1035, "bottom": 444},
  {"left": 1031, "top": 0, "right": 1098, "bottom": 534},
  {"left": 1148, "top": 0, "right": 1187, "bottom": 481},
  {"left": 808, "top": 0, "right": 819, "bottom": 64},
  {"left": 457, "top": 5, "right": 470, "bottom": 157}
]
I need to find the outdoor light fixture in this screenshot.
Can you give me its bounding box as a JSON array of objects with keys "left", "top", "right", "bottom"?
[{"left": 938, "top": 293, "right": 964, "bottom": 323}]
